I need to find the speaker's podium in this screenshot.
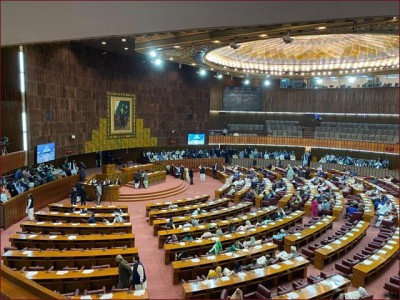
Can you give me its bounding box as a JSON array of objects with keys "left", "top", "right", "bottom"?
[
  {"left": 102, "top": 164, "right": 115, "bottom": 175},
  {"left": 102, "top": 185, "right": 120, "bottom": 203}
]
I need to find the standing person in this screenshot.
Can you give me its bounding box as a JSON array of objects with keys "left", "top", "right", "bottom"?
[
  {"left": 140, "top": 170, "right": 145, "bottom": 188},
  {"left": 185, "top": 167, "right": 190, "bottom": 183},
  {"left": 199, "top": 165, "right": 206, "bottom": 182},
  {"left": 180, "top": 165, "right": 185, "bottom": 180},
  {"left": 77, "top": 183, "right": 87, "bottom": 205},
  {"left": 143, "top": 171, "right": 149, "bottom": 189},
  {"left": 189, "top": 168, "right": 194, "bottom": 185},
  {"left": 26, "top": 193, "right": 35, "bottom": 221},
  {"left": 212, "top": 162, "right": 218, "bottom": 179},
  {"left": 70, "top": 186, "right": 78, "bottom": 205},
  {"left": 115, "top": 255, "right": 132, "bottom": 289},
  {"left": 96, "top": 183, "right": 103, "bottom": 205},
  {"left": 132, "top": 254, "right": 147, "bottom": 290},
  {"left": 79, "top": 162, "right": 86, "bottom": 182},
  {"left": 286, "top": 164, "right": 294, "bottom": 180},
  {"left": 301, "top": 151, "right": 309, "bottom": 167},
  {"left": 311, "top": 197, "right": 319, "bottom": 217},
  {"left": 134, "top": 171, "right": 141, "bottom": 189},
  {"left": 69, "top": 160, "right": 78, "bottom": 175}
]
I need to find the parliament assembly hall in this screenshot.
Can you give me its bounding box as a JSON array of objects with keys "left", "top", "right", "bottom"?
[{"left": 1, "top": 1, "right": 399, "bottom": 299}]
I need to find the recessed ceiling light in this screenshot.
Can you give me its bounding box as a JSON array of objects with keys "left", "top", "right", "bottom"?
[
  {"left": 393, "top": 17, "right": 397, "bottom": 20},
  {"left": 258, "top": 34, "right": 268, "bottom": 38},
  {"left": 169, "top": 57, "right": 174, "bottom": 61},
  {"left": 315, "top": 26, "right": 327, "bottom": 30},
  {"left": 101, "top": 41, "right": 106, "bottom": 45},
  {"left": 124, "top": 47, "right": 129, "bottom": 50},
  {"left": 212, "top": 40, "right": 221, "bottom": 44},
  {"left": 121, "top": 38, "right": 126, "bottom": 42},
  {"left": 173, "top": 45, "right": 181, "bottom": 49},
  {"left": 191, "top": 63, "right": 196, "bottom": 66}
]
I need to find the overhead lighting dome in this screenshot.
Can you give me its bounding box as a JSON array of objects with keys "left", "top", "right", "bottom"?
[{"left": 204, "top": 34, "right": 399, "bottom": 76}]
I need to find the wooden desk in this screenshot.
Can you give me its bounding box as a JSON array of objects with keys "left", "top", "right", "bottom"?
[
  {"left": 34, "top": 211, "right": 130, "bottom": 223},
  {"left": 284, "top": 215, "right": 335, "bottom": 252},
  {"left": 172, "top": 243, "right": 277, "bottom": 284},
  {"left": 149, "top": 198, "right": 230, "bottom": 225},
  {"left": 48, "top": 203, "right": 128, "bottom": 213},
  {"left": 255, "top": 178, "right": 272, "bottom": 208},
  {"left": 10, "top": 233, "right": 135, "bottom": 250},
  {"left": 215, "top": 176, "right": 233, "bottom": 199},
  {"left": 332, "top": 191, "right": 345, "bottom": 222},
  {"left": 3, "top": 247, "right": 138, "bottom": 270},
  {"left": 278, "top": 179, "right": 295, "bottom": 209},
  {"left": 182, "top": 257, "right": 309, "bottom": 299},
  {"left": 352, "top": 229, "right": 399, "bottom": 287},
  {"left": 158, "top": 206, "right": 277, "bottom": 248},
  {"left": 314, "top": 221, "right": 369, "bottom": 270},
  {"left": 71, "top": 291, "right": 149, "bottom": 300},
  {"left": 83, "top": 184, "right": 120, "bottom": 203},
  {"left": 145, "top": 194, "right": 210, "bottom": 216},
  {"left": 152, "top": 202, "right": 253, "bottom": 236},
  {"left": 234, "top": 182, "right": 252, "bottom": 204},
  {"left": 102, "top": 164, "right": 116, "bottom": 174},
  {"left": 303, "top": 182, "right": 318, "bottom": 217},
  {"left": 359, "top": 193, "right": 375, "bottom": 223},
  {"left": 273, "top": 275, "right": 350, "bottom": 299},
  {"left": 164, "top": 211, "right": 304, "bottom": 264},
  {"left": 20, "top": 221, "right": 132, "bottom": 235},
  {"left": 18, "top": 266, "right": 121, "bottom": 294}
]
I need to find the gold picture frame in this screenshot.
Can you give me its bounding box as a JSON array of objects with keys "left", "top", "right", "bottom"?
[{"left": 107, "top": 92, "right": 136, "bottom": 139}]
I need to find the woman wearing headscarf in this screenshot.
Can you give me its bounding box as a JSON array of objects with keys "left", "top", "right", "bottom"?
[
  {"left": 230, "top": 288, "right": 243, "bottom": 300},
  {"left": 208, "top": 238, "right": 223, "bottom": 255},
  {"left": 311, "top": 197, "right": 319, "bottom": 217},
  {"left": 207, "top": 266, "right": 222, "bottom": 279}
]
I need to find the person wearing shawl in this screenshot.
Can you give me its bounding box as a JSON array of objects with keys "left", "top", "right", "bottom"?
[
  {"left": 243, "top": 236, "right": 257, "bottom": 248},
  {"left": 230, "top": 288, "right": 243, "bottom": 300},
  {"left": 208, "top": 238, "right": 223, "bottom": 255},
  {"left": 276, "top": 246, "right": 298, "bottom": 261},
  {"left": 229, "top": 241, "right": 243, "bottom": 251},
  {"left": 207, "top": 266, "right": 222, "bottom": 279}
]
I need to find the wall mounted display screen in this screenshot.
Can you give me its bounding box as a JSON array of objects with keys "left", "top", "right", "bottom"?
[
  {"left": 37, "top": 142, "right": 56, "bottom": 164},
  {"left": 188, "top": 134, "right": 206, "bottom": 145},
  {"left": 223, "top": 87, "right": 262, "bottom": 111}
]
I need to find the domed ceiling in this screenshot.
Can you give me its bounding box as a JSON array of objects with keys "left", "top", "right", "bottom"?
[{"left": 204, "top": 34, "right": 399, "bottom": 76}]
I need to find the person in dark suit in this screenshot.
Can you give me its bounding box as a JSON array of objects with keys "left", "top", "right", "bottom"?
[{"left": 189, "top": 168, "right": 194, "bottom": 185}]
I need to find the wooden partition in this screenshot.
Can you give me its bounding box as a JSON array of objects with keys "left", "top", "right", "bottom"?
[
  {"left": 155, "top": 158, "right": 225, "bottom": 172},
  {"left": 211, "top": 136, "right": 399, "bottom": 155},
  {"left": 1, "top": 175, "right": 79, "bottom": 229},
  {"left": 0, "top": 151, "right": 26, "bottom": 174}
]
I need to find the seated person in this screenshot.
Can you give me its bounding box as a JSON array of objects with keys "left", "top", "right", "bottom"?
[
  {"left": 182, "top": 233, "right": 194, "bottom": 242},
  {"left": 228, "top": 241, "right": 243, "bottom": 251},
  {"left": 242, "top": 258, "right": 263, "bottom": 271},
  {"left": 165, "top": 218, "right": 176, "bottom": 229},
  {"left": 165, "top": 234, "right": 179, "bottom": 244},
  {"left": 375, "top": 210, "right": 396, "bottom": 227},
  {"left": 191, "top": 218, "right": 199, "bottom": 226},
  {"left": 338, "top": 287, "right": 368, "bottom": 299},
  {"left": 200, "top": 231, "right": 214, "bottom": 239},
  {"left": 276, "top": 208, "right": 286, "bottom": 219},
  {"left": 192, "top": 208, "right": 201, "bottom": 216},
  {"left": 320, "top": 200, "right": 331, "bottom": 212},
  {"left": 257, "top": 217, "right": 273, "bottom": 226},
  {"left": 346, "top": 203, "right": 358, "bottom": 218},
  {"left": 230, "top": 288, "right": 243, "bottom": 300},
  {"left": 113, "top": 211, "right": 125, "bottom": 223},
  {"left": 168, "top": 203, "right": 179, "bottom": 209},
  {"left": 242, "top": 236, "right": 261, "bottom": 248},
  {"left": 88, "top": 213, "right": 96, "bottom": 224},
  {"left": 276, "top": 246, "right": 298, "bottom": 261},
  {"left": 207, "top": 266, "right": 223, "bottom": 279},
  {"left": 176, "top": 251, "right": 189, "bottom": 261},
  {"left": 214, "top": 226, "right": 223, "bottom": 237},
  {"left": 208, "top": 238, "right": 223, "bottom": 255},
  {"left": 376, "top": 201, "right": 392, "bottom": 217},
  {"left": 273, "top": 229, "right": 286, "bottom": 241},
  {"left": 178, "top": 221, "right": 192, "bottom": 229},
  {"left": 236, "top": 220, "right": 254, "bottom": 232},
  {"left": 226, "top": 223, "right": 236, "bottom": 233}
]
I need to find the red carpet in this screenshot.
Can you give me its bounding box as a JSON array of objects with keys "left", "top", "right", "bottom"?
[{"left": 0, "top": 170, "right": 398, "bottom": 299}]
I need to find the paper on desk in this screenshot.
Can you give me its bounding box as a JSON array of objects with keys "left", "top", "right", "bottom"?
[
  {"left": 64, "top": 213, "right": 70, "bottom": 215},
  {"left": 233, "top": 218, "right": 239, "bottom": 221},
  {"left": 183, "top": 228, "right": 190, "bottom": 232},
  {"left": 179, "top": 242, "right": 185, "bottom": 246},
  {"left": 89, "top": 223, "right": 97, "bottom": 226},
  {"left": 99, "top": 293, "right": 113, "bottom": 299},
  {"left": 270, "top": 264, "right": 281, "bottom": 269},
  {"left": 27, "top": 235, "right": 37, "bottom": 239},
  {"left": 295, "top": 256, "right": 305, "bottom": 261},
  {"left": 68, "top": 235, "right": 77, "bottom": 240},
  {"left": 238, "top": 231, "right": 246, "bottom": 235},
  {"left": 389, "top": 241, "right": 396, "bottom": 245},
  {"left": 323, "top": 245, "right": 333, "bottom": 250},
  {"left": 294, "top": 233, "right": 302, "bottom": 236},
  {"left": 191, "top": 258, "right": 200, "bottom": 263},
  {"left": 340, "top": 237, "right": 348, "bottom": 240},
  {"left": 378, "top": 250, "right": 387, "bottom": 255},
  {"left": 82, "top": 269, "right": 94, "bottom": 274},
  {"left": 266, "top": 242, "right": 274, "bottom": 246},
  {"left": 309, "top": 226, "right": 316, "bottom": 229},
  {"left": 225, "top": 234, "right": 232, "bottom": 238},
  {"left": 71, "top": 223, "right": 80, "bottom": 226},
  {"left": 286, "top": 292, "right": 299, "bottom": 299},
  {"left": 238, "top": 272, "right": 247, "bottom": 277},
  {"left": 133, "top": 290, "right": 146, "bottom": 296},
  {"left": 333, "top": 240, "right": 341, "bottom": 245},
  {"left": 25, "top": 271, "right": 38, "bottom": 277},
  {"left": 56, "top": 271, "right": 68, "bottom": 275},
  {"left": 199, "top": 225, "right": 205, "bottom": 229},
  {"left": 284, "top": 260, "right": 294, "bottom": 265},
  {"left": 371, "top": 255, "right": 380, "bottom": 260},
  {"left": 346, "top": 233, "right": 354, "bottom": 236},
  {"left": 22, "top": 251, "right": 31, "bottom": 255},
  {"left": 195, "top": 239, "right": 202, "bottom": 243},
  {"left": 225, "top": 252, "right": 233, "bottom": 257},
  {"left": 269, "top": 222, "right": 276, "bottom": 225},
  {"left": 254, "top": 245, "right": 262, "bottom": 250},
  {"left": 220, "top": 276, "right": 230, "bottom": 281},
  {"left": 50, "top": 211, "right": 58, "bottom": 215},
  {"left": 353, "top": 229, "right": 360, "bottom": 232},
  {"left": 80, "top": 296, "right": 92, "bottom": 300},
  {"left": 384, "top": 245, "right": 393, "bottom": 249},
  {"left": 363, "top": 260, "right": 372, "bottom": 265},
  {"left": 250, "top": 228, "right": 256, "bottom": 232},
  {"left": 207, "top": 255, "right": 216, "bottom": 260}
]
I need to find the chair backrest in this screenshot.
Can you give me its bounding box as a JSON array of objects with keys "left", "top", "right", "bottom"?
[
  {"left": 84, "top": 286, "right": 106, "bottom": 295},
  {"left": 220, "top": 289, "right": 228, "bottom": 300},
  {"left": 63, "top": 266, "right": 78, "bottom": 270},
  {"left": 61, "top": 289, "right": 79, "bottom": 296},
  {"left": 111, "top": 286, "right": 129, "bottom": 292},
  {"left": 359, "top": 294, "right": 373, "bottom": 300},
  {"left": 257, "top": 284, "right": 271, "bottom": 298},
  {"left": 28, "top": 266, "right": 45, "bottom": 271}
]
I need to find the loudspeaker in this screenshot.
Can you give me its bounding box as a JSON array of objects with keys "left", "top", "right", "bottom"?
[{"left": 187, "top": 113, "right": 193, "bottom": 121}]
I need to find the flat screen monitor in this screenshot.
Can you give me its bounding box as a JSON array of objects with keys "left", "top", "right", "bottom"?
[
  {"left": 37, "top": 142, "right": 56, "bottom": 164},
  {"left": 188, "top": 133, "right": 205, "bottom": 145}
]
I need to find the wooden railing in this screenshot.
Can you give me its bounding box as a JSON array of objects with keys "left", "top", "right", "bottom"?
[
  {"left": 209, "top": 136, "right": 399, "bottom": 153},
  {"left": 0, "top": 151, "right": 26, "bottom": 174},
  {"left": 0, "top": 175, "right": 79, "bottom": 229}
]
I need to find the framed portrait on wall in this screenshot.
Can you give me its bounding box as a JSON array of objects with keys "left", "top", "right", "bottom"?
[{"left": 107, "top": 93, "right": 136, "bottom": 139}]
